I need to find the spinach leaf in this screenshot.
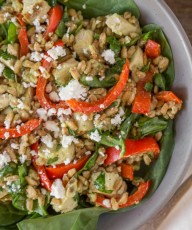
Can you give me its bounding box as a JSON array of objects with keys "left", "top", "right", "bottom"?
[
  {"left": 0, "top": 202, "right": 25, "bottom": 227},
  {"left": 12, "top": 194, "right": 27, "bottom": 213},
  {"left": 120, "top": 113, "right": 140, "bottom": 139},
  {"left": 0, "top": 0, "right": 5, "bottom": 7},
  {"left": 143, "top": 24, "right": 174, "bottom": 89},
  {"left": 0, "top": 50, "right": 16, "bottom": 60},
  {"left": 144, "top": 82, "right": 153, "bottom": 92},
  {"left": 47, "top": 0, "right": 57, "bottom": 6},
  {"left": 141, "top": 60, "right": 151, "bottom": 72},
  {"left": 76, "top": 148, "right": 99, "bottom": 176},
  {"left": 3, "top": 67, "right": 16, "bottom": 81},
  {"left": 106, "top": 58, "right": 125, "bottom": 76},
  {"left": 18, "top": 165, "right": 27, "bottom": 187},
  {"left": 47, "top": 157, "right": 59, "bottom": 165},
  {"left": 7, "top": 22, "right": 17, "bottom": 44},
  {"left": 106, "top": 36, "right": 121, "bottom": 56},
  {"left": 0, "top": 163, "right": 17, "bottom": 178},
  {"left": 94, "top": 171, "right": 113, "bottom": 194},
  {"left": 56, "top": 7, "right": 68, "bottom": 38},
  {"left": 80, "top": 75, "right": 116, "bottom": 88},
  {"left": 63, "top": 0, "right": 140, "bottom": 19},
  {"left": 138, "top": 117, "right": 168, "bottom": 137},
  {"left": 0, "top": 23, "right": 8, "bottom": 41},
  {"left": 154, "top": 73, "right": 166, "bottom": 90}
]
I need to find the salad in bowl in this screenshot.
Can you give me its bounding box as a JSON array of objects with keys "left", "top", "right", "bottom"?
[{"left": 0, "top": 0, "right": 182, "bottom": 229}]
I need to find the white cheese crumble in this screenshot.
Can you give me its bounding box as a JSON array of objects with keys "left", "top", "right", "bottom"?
[
  {"left": 11, "top": 143, "right": 19, "bottom": 150},
  {"left": 22, "top": 82, "right": 36, "bottom": 88},
  {"left": 0, "top": 152, "right": 11, "bottom": 169},
  {"left": 49, "top": 91, "right": 60, "bottom": 102},
  {"left": 17, "top": 99, "right": 25, "bottom": 109},
  {"left": 30, "top": 51, "right": 43, "bottom": 62},
  {"left": 50, "top": 179, "right": 65, "bottom": 199},
  {"left": 101, "top": 49, "right": 116, "bottom": 64},
  {"left": 82, "top": 4, "right": 86, "bottom": 9},
  {"left": 4, "top": 132, "right": 9, "bottom": 139},
  {"left": 41, "top": 134, "right": 54, "bottom": 148},
  {"left": 47, "top": 108, "right": 56, "bottom": 117},
  {"left": 85, "top": 151, "right": 91, "bottom": 156},
  {"left": 0, "top": 63, "right": 5, "bottom": 76},
  {"left": 47, "top": 46, "right": 66, "bottom": 60},
  {"left": 33, "top": 18, "right": 45, "bottom": 33},
  {"left": 59, "top": 80, "right": 88, "bottom": 101},
  {"left": 64, "top": 158, "right": 71, "bottom": 165},
  {"left": 19, "top": 155, "right": 27, "bottom": 164},
  {"left": 81, "top": 114, "right": 88, "bottom": 121},
  {"left": 37, "top": 108, "right": 47, "bottom": 121},
  {"left": 44, "top": 121, "right": 60, "bottom": 138},
  {"left": 57, "top": 108, "right": 72, "bottom": 117},
  {"left": 103, "top": 199, "right": 111, "bottom": 208},
  {"left": 4, "top": 119, "right": 11, "bottom": 129},
  {"left": 111, "top": 107, "right": 125, "bottom": 126},
  {"left": 39, "top": 66, "right": 46, "bottom": 73},
  {"left": 85, "top": 76, "right": 93, "bottom": 81},
  {"left": 61, "top": 135, "right": 78, "bottom": 149},
  {"left": 90, "top": 130, "right": 101, "bottom": 142}
]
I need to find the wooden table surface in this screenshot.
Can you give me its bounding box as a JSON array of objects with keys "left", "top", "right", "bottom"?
[{"left": 165, "top": 0, "right": 192, "bottom": 44}]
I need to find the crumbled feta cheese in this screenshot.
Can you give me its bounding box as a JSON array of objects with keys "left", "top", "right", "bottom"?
[
  {"left": 98, "top": 150, "right": 105, "bottom": 157},
  {"left": 0, "top": 63, "right": 5, "bottom": 76},
  {"left": 101, "top": 49, "right": 116, "bottom": 64},
  {"left": 115, "top": 146, "right": 120, "bottom": 150},
  {"left": 47, "top": 46, "right": 66, "bottom": 60},
  {"left": 41, "top": 134, "right": 54, "bottom": 148},
  {"left": 37, "top": 108, "right": 47, "bottom": 121},
  {"left": 82, "top": 4, "right": 86, "bottom": 9},
  {"left": 22, "top": 82, "right": 37, "bottom": 88},
  {"left": 90, "top": 130, "right": 101, "bottom": 142},
  {"left": 57, "top": 108, "right": 72, "bottom": 117},
  {"left": 85, "top": 76, "right": 93, "bottom": 81},
  {"left": 44, "top": 121, "right": 60, "bottom": 137},
  {"left": 47, "top": 108, "right": 57, "bottom": 117},
  {"left": 61, "top": 135, "right": 78, "bottom": 149},
  {"left": 43, "top": 54, "right": 52, "bottom": 63},
  {"left": 111, "top": 114, "right": 122, "bottom": 126},
  {"left": 17, "top": 99, "right": 25, "bottom": 109},
  {"left": 103, "top": 199, "right": 111, "bottom": 208},
  {"left": 39, "top": 66, "right": 46, "bottom": 73},
  {"left": 99, "top": 76, "right": 105, "bottom": 81},
  {"left": 30, "top": 51, "right": 43, "bottom": 62},
  {"left": 4, "top": 119, "right": 11, "bottom": 129},
  {"left": 19, "top": 155, "right": 27, "bottom": 164},
  {"left": 16, "top": 125, "right": 21, "bottom": 134},
  {"left": 33, "top": 18, "right": 45, "bottom": 33},
  {"left": 49, "top": 92, "right": 60, "bottom": 102},
  {"left": 83, "top": 48, "right": 88, "bottom": 55},
  {"left": 0, "top": 152, "right": 11, "bottom": 169},
  {"left": 81, "top": 114, "right": 88, "bottom": 121},
  {"left": 94, "top": 114, "right": 101, "bottom": 121},
  {"left": 50, "top": 179, "right": 65, "bottom": 199},
  {"left": 4, "top": 132, "right": 9, "bottom": 139},
  {"left": 59, "top": 80, "right": 88, "bottom": 101},
  {"left": 100, "top": 104, "right": 105, "bottom": 109},
  {"left": 64, "top": 158, "right": 71, "bottom": 165},
  {"left": 30, "top": 150, "right": 37, "bottom": 156},
  {"left": 11, "top": 143, "right": 19, "bottom": 149}
]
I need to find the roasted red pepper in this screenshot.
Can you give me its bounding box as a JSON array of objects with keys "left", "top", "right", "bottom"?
[
  {"left": 66, "top": 59, "right": 130, "bottom": 114},
  {"left": 16, "top": 14, "right": 25, "bottom": 26},
  {"left": 31, "top": 143, "right": 52, "bottom": 191},
  {"left": 121, "top": 163, "right": 134, "bottom": 181},
  {"left": 46, "top": 155, "right": 90, "bottom": 179},
  {"left": 145, "top": 39, "right": 161, "bottom": 59},
  {"left": 104, "top": 137, "right": 160, "bottom": 166},
  {"left": 0, "top": 119, "right": 41, "bottom": 139},
  {"left": 18, "top": 28, "right": 29, "bottom": 57},
  {"left": 45, "top": 4, "right": 63, "bottom": 39},
  {"left": 132, "top": 72, "right": 153, "bottom": 114},
  {"left": 156, "top": 91, "right": 182, "bottom": 104},
  {"left": 96, "top": 181, "right": 150, "bottom": 208}
]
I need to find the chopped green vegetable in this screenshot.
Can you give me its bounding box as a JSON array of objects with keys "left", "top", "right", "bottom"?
[
  {"left": 47, "top": 157, "right": 59, "bottom": 165},
  {"left": 80, "top": 75, "right": 116, "bottom": 88},
  {"left": 107, "top": 36, "right": 121, "bottom": 56},
  {"left": 106, "top": 58, "right": 125, "bottom": 75},
  {"left": 3, "top": 67, "right": 16, "bottom": 80},
  {"left": 18, "top": 164, "right": 27, "bottom": 187},
  {"left": 7, "top": 22, "right": 17, "bottom": 44},
  {"left": 154, "top": 73, "right": 166, "bottom": 90},
  {"left": 144, "top": 82, "right": 153, "bottom": 92},
  {"left": 0, "top": 50, "right": 16, "bottom": 60},
  {"left": 141, "top": 61, "right": 151, "bottom": 72},
  {"left": 0, "top": 163, "right": 17, "bottom": 178},
  {"left": 94, "top": 171, "right": 113, "bottom": 194}
]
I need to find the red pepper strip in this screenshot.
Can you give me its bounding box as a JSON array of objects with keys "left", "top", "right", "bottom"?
[
  {"left": 31, "top": 143, "right": 52, "bottom": 191},
  {"left": 145, "top": 39, "right": 161, "bottom": 59},
  {"left": 16, "top": 14, "right": 25, "bottom": 26},
  {"left": 96, "top": 181, "right": 150, "bottom": 208},
  {"left": 66, "top": 59, "right": 130, "bottom": 114},
  {"left": 0, "top": 119, "right": 41, "bottom": 139},
  {"left": 104, "top": 137, "right": 160, "bottom": 166},
  {"left": 18, "top": 28, "right": 29, "bottom": 57},
  {"left": 132, "top": 72, "right": 153, "bottom": 114},
  {"left": 46, "top": 155, "right": 90, "bottom": 179},
  {"left": 121, "top": 163, "right": 134, "bottom": 181},
  {"left": 45, "top": 4, "right": 63, "bottom": 39},
  {"left": 156, "top": 91, "right": 182, "bottom": 104},
  {"left": 36, "top": 41, "right": 68, "bottom": 110}
]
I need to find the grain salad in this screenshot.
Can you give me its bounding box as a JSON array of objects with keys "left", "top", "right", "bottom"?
[{"left": 0, "top": 0, "right": 182, "bottom": 228}]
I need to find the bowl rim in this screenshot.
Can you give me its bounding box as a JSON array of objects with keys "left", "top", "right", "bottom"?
[{"left": 98, "top": 0, "right": 192, "bottom": 229}]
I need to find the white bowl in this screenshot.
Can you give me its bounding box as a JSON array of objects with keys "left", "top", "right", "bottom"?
[{"left": 98, "top": 0, "right": 192, "bottom": 229}]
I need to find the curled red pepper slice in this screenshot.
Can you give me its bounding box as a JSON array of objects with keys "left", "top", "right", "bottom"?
[
  {"left": 45, "top": 4, "right": 63, "bottom": 39},
  {"left": 0, "top": 119, "right": 41, "bottom": 139},
  {"left": 66, "top": 59, "right": 130, "bottom": 114},
  {"left": 145, "top": 39, "right": 161, "bottom": 59},
  {"left": 18, "top": 28, "right": 29, "bottom": 57},
  {"left": 46, "top": 155, "right": 90, "bottom": 179},
  {"left": 156, "top": 91, "right": 182, "bottom": 104},
  {"left": 96, "top": 181, "right": 150, "bottom": 208},
  {"left": 121, "top": 163, "right": 134, "bottom": 181},
  {"left": 31, "top": 143, "right": 52, "bottom": 191},
  {"left": 104, "top": 137, "right": 160, "bottom": 166}
]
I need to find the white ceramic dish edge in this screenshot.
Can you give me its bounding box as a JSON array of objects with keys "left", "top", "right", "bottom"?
[{"left": 97, "top": 0, "right": 192, "bottom": 229}]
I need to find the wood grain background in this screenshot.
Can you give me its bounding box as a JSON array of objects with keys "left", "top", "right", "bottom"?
[{"left": 165, "top": 0, "right": 192, "bottom": 43}]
